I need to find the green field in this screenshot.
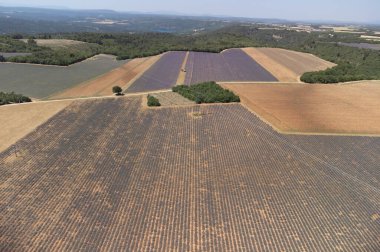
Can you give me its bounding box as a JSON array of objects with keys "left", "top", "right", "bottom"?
[{"left": 0, "top": 55, "right": 128, "bottom": 99}]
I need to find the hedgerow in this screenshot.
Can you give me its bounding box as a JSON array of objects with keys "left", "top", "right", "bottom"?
[{"left": 0, "top": 91, "right": 32, "bottom": 105}]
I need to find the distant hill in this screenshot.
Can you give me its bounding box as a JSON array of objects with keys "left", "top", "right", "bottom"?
[{"left": 0, "top": 6, "right": 237, "bottom": 34}]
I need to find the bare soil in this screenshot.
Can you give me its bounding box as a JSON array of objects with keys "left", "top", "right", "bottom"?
[
  {"left": 223, "top": 81, "right": 380, "bottom": 135},
  {"left": 0, "top": 100, "right": 72, "bottom": 152},
  {"left": 21, "top": 39, "right": 86, "bottom": 49},
  {"left": 243, "top": 48, "right": 336, "bottom": 82}
]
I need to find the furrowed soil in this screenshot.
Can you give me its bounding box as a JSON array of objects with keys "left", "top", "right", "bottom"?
[
  {"left": 223, "top": 81, "right": 380, "bottom": 135},
  {"left": 1, "top": 97, "right": 379, "bottom": 251},
  {"left": 243, "top": 48, "right": 336, "bottom": 82},
  {"left": 0, "top": 100, "right": 72, "bottom": 153},
  {"left": 50, "top": 56, "right": 160, "bottom": 99}
]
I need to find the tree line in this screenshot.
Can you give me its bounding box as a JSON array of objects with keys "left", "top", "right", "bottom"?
[{"left": 1, "top": 25, "right": 379, "bottom": 82}]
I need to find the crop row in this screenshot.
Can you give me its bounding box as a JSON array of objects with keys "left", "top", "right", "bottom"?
[
  {"left": 126, "top": 51, "right": 187, "bottom": 93},
  {"left": 184, "top": 49, "right": 277, "bottom": 85},
  {"left": 0, "top": 98, "right": 379, "bottom": 251}
]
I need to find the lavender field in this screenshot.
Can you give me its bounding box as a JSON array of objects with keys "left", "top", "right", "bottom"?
[
  {"left": 126, "top": 51, "right": 186, "bottom": 93},
  {"left": 184, "top": 49, "right": 277, "bottom": 85}
]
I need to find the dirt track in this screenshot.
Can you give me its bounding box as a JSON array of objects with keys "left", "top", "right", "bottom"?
[
  {"left": 224, "top": 81, "right": 380, "bottom": 135},
  {"left": 243, "top": 48, "right": 336, "bottom": 82},
  {"left": 176, "top": 51, "right": 190, "bottom": 85}
]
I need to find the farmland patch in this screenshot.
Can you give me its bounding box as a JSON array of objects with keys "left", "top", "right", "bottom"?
[
  {"left": 224, "top": 81, "right": 380, "bottom": 135},
  {"left": 49, "top": 56, "right": 159, "bottom": 99},
  {"left": 20, "top": 39, "right": 86, "bottom": 49},
  {"left": 184, "top": 49, "right": 277, "bottom": 85},
  {"left": 0, "top": 97, "right": 379, "bottom": 251},
  {"left": 243, "top": 48, "right": 336, "bottom": 82},
  {"left": 337, "top": 42, "right": 380, "bottom": 51},
  {"left": 0, "top": 54, "right": 128, "bottom": 99},
  {"left": 126, "top": 51, "right": 186, "bottom": 93},
  {"left": 0, "top": 100, "right": 72, "bottom": 152},
  {"left": 149, "top": 91, "right": 195, "bottom": 107}
]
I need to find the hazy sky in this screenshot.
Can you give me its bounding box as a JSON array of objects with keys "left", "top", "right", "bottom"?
[{"left": 1, "top": 0, "right": 379, "bottom": 23}]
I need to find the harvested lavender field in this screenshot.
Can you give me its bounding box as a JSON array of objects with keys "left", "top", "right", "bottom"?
[
  {"left": 184, "top": 49, "right": 277, "bottom": 85},
  {"left": 1, "top": 97, "right": 379, "bottom": 251},
  {"left": 0, "top": 55, "right": 128, "bottom": 99},
  {"left": 126, "top": 51, "right": 186, "bottom": 93}
]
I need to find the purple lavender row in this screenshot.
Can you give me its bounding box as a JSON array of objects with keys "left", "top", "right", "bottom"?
[
  {"left": 184, "top": 49, "right": 277, "bottom": 85},
  {"left": 127, "top": 51, "right": 186, "bottom": 93}
]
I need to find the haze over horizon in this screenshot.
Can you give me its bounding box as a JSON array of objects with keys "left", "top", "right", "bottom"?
[{"left": 0, "top": 0, "right": 379, "bottom": 24}]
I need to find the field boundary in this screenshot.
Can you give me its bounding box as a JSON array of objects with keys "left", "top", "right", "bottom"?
[
  {"left": 1, "top": 54, "right": 119, "bottom": 68},
  {"left": 0, "top": 100, "right": 73, "bottom": 153},
  {"left": 46, "top": 67, "right": 123, "bottom": 100}
]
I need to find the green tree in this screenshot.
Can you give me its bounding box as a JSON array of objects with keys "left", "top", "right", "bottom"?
[
  {"left": 112, "top": 86, "right": 123, "bottom": 95},
  {"left": 147, "top": 95, "right": 161, "bottom": 107},
  {"left": 27, "top": 38, "right": 37, "bottom": 46}
]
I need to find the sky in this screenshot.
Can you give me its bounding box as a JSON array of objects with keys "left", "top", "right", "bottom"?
[{"left": 0, "top": 0, "right": 379, "bottom": 24}]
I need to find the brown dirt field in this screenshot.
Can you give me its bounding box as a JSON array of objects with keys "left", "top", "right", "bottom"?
[
  {"left": 243, "top": 48, "right": 336, "bottom": 82},
  {"left": 50, "top": 56, "right": 161, "bottom": 99},
  {"left": 243, "top": 48, "right": 299, "bottom": 82},
  {"left": 0, "top": 100, "right": 72, "bottom": 153},
  {"left": 21, "top": 39, "right": 85, "bottom": 49},
  {"left": 223, "top": 81, "right": 380, "bottom": 135},
  {"left": 176, "top": 51, "right": 190, "bottom": 85}
]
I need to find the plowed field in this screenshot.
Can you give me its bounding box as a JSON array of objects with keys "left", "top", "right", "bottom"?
[
  {"left": 243, "top": 48, "right": 336, "bottom": 82},
  {"left": 1, "top": 97, "right": 379, "bottom": 251},
  {"left": 224, "top": 81, "right": 380, "bottom": 135}
]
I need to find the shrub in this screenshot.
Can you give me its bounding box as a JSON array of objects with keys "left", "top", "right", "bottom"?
[
  {"left": 147, "top": 95, "right": 161, "bottom": 107},
  {"left": 172, "top": 82, "right": 240, "bottom": 104},
  {"left": 0, "top": 92, "right": 32, "bottom": 106},
  {"left": 112, "top": 86, "right": 123, "bottom": 95}
]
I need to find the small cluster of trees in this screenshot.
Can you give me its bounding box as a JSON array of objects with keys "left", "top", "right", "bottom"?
[
  {"left": 147, "top": 95, "right": 161, "bottom": 107},
  {"left": 172, "top": 81, "right": 240, "bottom": 104},
  {"left": 0, "top": 92, "right": 32, "bottom": 106}
]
